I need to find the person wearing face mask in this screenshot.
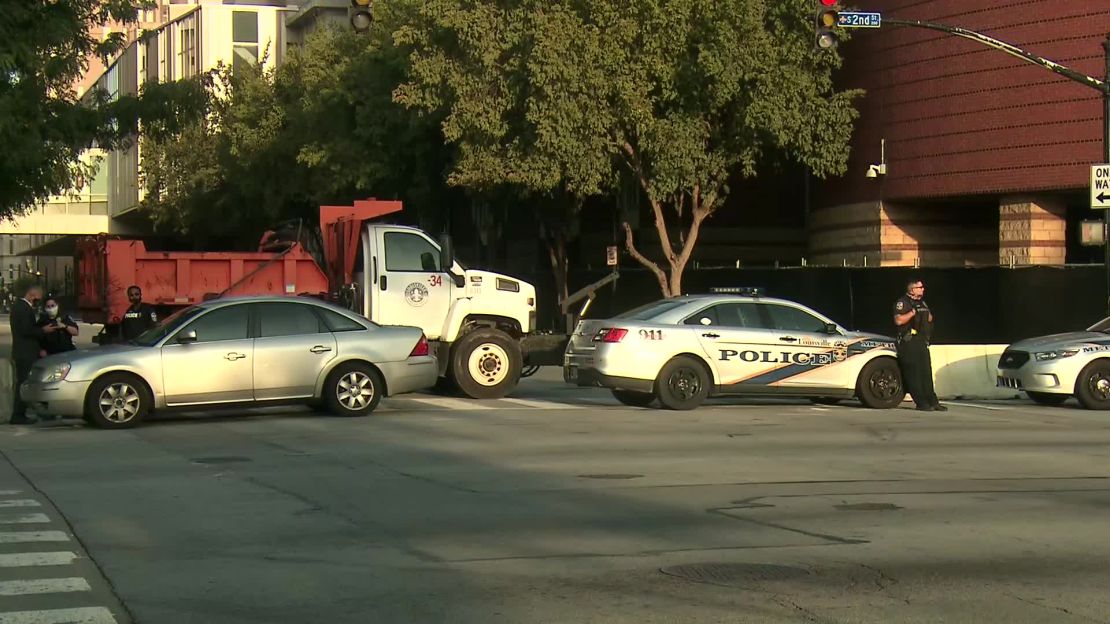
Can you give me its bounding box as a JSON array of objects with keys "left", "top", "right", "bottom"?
[
  {"left": 8, "top": 284, "right": 55, "bottom": 424},
  {"left": 37, "top": 296, "right": 78, "bottom": 356},
  {"left": 119, "top": 285, "right": 157, "bottom": 342}
]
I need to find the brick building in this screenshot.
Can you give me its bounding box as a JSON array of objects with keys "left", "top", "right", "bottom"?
[{"left": 812, "top": 0, "right": 1110, "bottom": 267}]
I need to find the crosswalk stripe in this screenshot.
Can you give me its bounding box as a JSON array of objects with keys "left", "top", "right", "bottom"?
[
  {"left": 0, "top": 578, "right": 91, "bottom": 596},
  {"left": 0, "top": 553, "right": 78, "bottom": 568},
  {"left": 405, "top": 397, "right": 488, "bottom": 411},
  {"left": 0, "top": 501, "right": 40, "bottom": 509},
  {"left": 498, "top": 398, "right": 583, "bottom": 410},
  {"left": 0, "top": 532, "right": 68, "bottom": 544},
  {"left": 0, "top": 514, "right": 50, "bottom": 525},
  {"left": 0, "top": 607, "right": 116, "bottom": 624}
]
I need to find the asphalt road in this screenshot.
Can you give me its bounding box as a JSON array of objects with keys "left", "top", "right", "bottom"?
[{"left": 0, "top": 321, "right": 1109, "bottom": 622}]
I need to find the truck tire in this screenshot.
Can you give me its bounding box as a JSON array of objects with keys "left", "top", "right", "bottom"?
[
  {"left": 450, "top": 328, "right": 522, "bottom": 399},
  {"left": 84, "top": 373, "right": 151, "bottom": 429}
]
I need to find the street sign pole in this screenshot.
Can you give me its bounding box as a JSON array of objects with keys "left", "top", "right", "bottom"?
[{"left": 1103, "top": 35, "right": 1110, "bottom": 315}]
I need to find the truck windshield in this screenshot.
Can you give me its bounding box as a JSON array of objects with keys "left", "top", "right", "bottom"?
[{"left": 130, "top": 306, "right": 206, "bottom": 347}]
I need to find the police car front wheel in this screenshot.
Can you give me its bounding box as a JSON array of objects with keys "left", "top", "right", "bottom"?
[
  {"left": 655, "top": 356, "right": 710, "bottom": 410},
  {"left": 1075, "top": 360, "right": 1110, "bottom": 410},
  {"left": 856, "top": 358, "right": 903, "bottom": 409}
]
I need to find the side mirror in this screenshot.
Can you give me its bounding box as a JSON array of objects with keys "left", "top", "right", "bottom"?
[
  {"left": 824, "top": 323, "right": 840, "bottom": 335},
  {"left": 176, "top": 329, "right": 198, "bottom": 344},
  {"left": 438, "top": 233, "right": 454, "bottom": 271}
]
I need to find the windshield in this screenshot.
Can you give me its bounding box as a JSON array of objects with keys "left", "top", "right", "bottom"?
[
  {"left": 1088, "top": 317, "right": 1110, "bottom": 333},
  {"left": 130, "top": 306, "right": 206, "bottom": 347},
  {"left": 613, "top": 300, "right": 687, "bottom": 321}
]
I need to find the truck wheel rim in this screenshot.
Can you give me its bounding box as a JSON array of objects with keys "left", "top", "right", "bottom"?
[
  {"left": 337, "top": 372, "right": 374, "bottom": 410},
  {"left": 99, "top": 383, "right": 140, "bottom": 423},
  {"left": 469, "top": 343, "right": 510, "bottom": 386}
]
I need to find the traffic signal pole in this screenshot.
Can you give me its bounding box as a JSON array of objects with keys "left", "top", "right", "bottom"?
[{"left": 856, "top": 17, "right": 1110, "bottom": 315}]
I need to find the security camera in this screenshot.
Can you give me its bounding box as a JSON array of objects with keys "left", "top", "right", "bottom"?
[{"left": 866, "top": 164, "right": 886, "bottom": 179}]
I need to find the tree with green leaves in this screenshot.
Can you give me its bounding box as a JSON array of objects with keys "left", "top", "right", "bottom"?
[
  {"left": 393, "top": 0, "right": 861, "bottom": 297},
  {"left": 0, "top": 0, "right": 206, "bottom": 218},
  {"left": 140, "top": 24, "right": 451, "bottom": 245}
]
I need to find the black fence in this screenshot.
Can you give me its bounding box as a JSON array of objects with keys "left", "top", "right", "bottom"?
[{"left": 522, "top": 265, "right": 1107, "bottom": 345}]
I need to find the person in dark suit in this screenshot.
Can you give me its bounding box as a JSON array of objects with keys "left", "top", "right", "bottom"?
[{"left": 9, "top": 284, "right": 55, "bottom": 424}]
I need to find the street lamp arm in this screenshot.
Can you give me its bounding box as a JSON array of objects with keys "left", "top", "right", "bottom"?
[{"left": 885, "top": 18, "right": 1108, "bottom": 94}]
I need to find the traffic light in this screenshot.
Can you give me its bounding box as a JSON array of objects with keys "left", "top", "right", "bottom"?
[
  {"left": 815, "top": 0, "right": 840, "bottom": 50},
  {"left": 350, "top": 0, "right": 372, "bottom": 33}
]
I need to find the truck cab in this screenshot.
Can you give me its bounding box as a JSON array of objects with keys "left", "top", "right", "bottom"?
[{"left": 356, "top": 224, "right": 537, "bottom": 399}]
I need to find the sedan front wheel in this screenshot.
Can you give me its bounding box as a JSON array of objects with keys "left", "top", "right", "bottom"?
[{"left": 84, "top": 373, "right": 151, "bottom": 429}]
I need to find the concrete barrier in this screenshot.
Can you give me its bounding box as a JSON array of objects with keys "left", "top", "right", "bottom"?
[{"left": 930, "top": 344, "right": 1020, "bottom": 400}]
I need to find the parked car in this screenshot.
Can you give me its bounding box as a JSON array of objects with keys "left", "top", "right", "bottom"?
[
  {"left": 997, "top": 316, "right": 1110, "bottom": 409},
  {"left": 20, "top": 296, "right": 437, "bottom": 428},
  {"left": 563, "top": 289, "right": 903, "bottom": 410}
]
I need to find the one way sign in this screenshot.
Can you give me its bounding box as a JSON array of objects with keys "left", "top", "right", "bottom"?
[{"left": 1092, "top": 164, "right": 1110, "bottom": 209}]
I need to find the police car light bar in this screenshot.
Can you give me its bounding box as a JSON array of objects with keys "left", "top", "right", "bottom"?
[{"left": 709, "top": 287, "right": 764, "bottom": 297}]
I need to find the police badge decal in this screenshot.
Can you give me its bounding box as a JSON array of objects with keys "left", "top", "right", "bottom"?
[{"left": 405, "top": 282, "right": 429, "bottom": 307}]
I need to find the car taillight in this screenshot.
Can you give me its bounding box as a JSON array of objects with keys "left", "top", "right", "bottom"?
[
  {"left": 594, "top": 328, "right": 628, "bottom": 343},
  {"left": 410, "top": 334, "right": 430, "bottom": 356}
]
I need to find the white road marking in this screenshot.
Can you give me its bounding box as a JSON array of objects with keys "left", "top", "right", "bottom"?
[
  {"left": 0, "top": 532, "right": 69, "bottom": 544},
  {"left": 499, "top": 398, "right": 583, "bottom": 410},
  {"left": 0, "top": 578, "right": 91, "bottom": 596},
  {"left": 0, "top": 501, "right": 40, "bottom": 509},
  {"left": 943, "top": 402, "right": 1012, "bottom": 411},
  {"left": 0, "top": 514, "right": 50, "bottom": 525},
  {"left": 0, "top": 552, "right": 78, "bottom": 568},
  {"left": 0, "top": 491, "right": 22, "bottom": 496},
  {"left": 0, "top": 607, "right": 116, "bottom": 624},
  {"left": 406, "top": 397, "right": 490, "bottom": 411}
]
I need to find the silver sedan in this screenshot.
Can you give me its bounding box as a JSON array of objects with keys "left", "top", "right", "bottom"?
[{"left": 20, "top": 296, "right": 437, "bottom": 428}]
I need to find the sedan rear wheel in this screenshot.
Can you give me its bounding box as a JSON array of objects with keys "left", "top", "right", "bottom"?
[
  {"left": 324, "top": 362, "right": 383, "bottom": 416},
  {"left": 655, "top": 356, "right": 710, "bottom": 410}
]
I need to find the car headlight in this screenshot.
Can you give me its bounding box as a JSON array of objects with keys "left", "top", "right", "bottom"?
[
  {"left": 1034, "top": 349, "right": 1079, "bottom": 362},
  {"left": 42, "top": 363, "right": 71, "bottom": 383}
]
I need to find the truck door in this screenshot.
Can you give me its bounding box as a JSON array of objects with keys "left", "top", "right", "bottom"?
[{"left": 370, "top": 228, "right": 452, "bottom": 337}]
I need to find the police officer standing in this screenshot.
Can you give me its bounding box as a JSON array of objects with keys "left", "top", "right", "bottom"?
[
  {"left": 119, "top": 285, "right": 157, "bottom": 341},
  {"left": 893, "top": 278, "right": 946, "bottom": 412}
]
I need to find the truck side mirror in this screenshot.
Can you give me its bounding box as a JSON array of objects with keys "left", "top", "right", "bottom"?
[{"left": 438, "top": 233, "right": 454, "bottom": 271}]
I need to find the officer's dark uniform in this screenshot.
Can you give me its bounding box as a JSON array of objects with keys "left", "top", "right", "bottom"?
[
  {"left": 120, "top": 303, "right": 157, "bottom": 341},
  {"left": 894, "top": 294, "right": 940, "bottom": 410},
  {"left": 37, "top": 314, "right": 78, "bottom": 354}
]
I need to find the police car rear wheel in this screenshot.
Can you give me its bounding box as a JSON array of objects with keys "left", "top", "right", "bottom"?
[
  {"left": 656, "top": 356, "right": 710, "bottom": 410},
  {"left": 1075, "top": 360, "right": 1110, "bottom": 410},
  {"left": 1026, "top": 391, "right": 1069, "bottom": 406},
  {"left": 611, "top": 389, "right": 655, "bottom": 408},
  {"left": 856, "top": 358, "right": 903, "bottom": 409}
]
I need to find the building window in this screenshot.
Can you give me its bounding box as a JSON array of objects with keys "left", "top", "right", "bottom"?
[
  {"left": 180, "top": 26, "right": 197, "bottom": 77},
  {"left": 232, "top": 11, "right": 259, "bottom": 74}
]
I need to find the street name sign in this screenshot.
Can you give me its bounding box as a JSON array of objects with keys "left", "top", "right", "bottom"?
[
  {"left": 1091, "top": 164, "right": 1110, "bottom": 209},
  {"left": 837, "top": 12, "right": 881, "bottom": 28}
]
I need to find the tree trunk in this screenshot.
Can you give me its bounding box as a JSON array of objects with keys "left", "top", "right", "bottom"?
[
  {"left": 542, "top": 224, "right": 570, "bottom": 331},
  {"left": 622, "top": 197, "right": 711, "bottom": 299}
]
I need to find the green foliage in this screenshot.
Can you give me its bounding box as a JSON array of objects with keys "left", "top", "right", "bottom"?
[
  {"left": 140, "top": 24, "right": 451, "bottom": 243},
  {"left": 393, "top": 0, "right": 862, "bottom": 296},
  {"left": 0, "top": 0, "right": 207, "bottom": 217}
]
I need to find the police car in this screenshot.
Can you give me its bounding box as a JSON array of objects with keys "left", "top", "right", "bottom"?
[
  {"left": 563, "top": 288, "right": 903, "bottom": 410},
  {"left": 997, "top": 317, "right": 1110, "bottom": 410}
]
